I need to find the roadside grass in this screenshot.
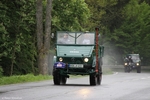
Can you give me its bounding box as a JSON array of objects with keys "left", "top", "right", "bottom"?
[
  {"left": 0, "top": 74, "right": 53, "bottom": 86},
  {"left": 0, "top": 68, "right": 113, "bottom": 86}
]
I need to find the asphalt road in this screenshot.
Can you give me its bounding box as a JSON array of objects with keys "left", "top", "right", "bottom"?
[{"left": 0, "top": 66, "right": 150, "bottom": 100}]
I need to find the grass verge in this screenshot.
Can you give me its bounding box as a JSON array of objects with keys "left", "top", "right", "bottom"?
[{"left": 0, "top": 74, "right": 53, "bottom": 86}]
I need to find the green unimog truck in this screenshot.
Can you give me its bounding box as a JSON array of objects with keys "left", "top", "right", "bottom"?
[{"left": 53, "top": 28, "right": 104, "bottom": 86}]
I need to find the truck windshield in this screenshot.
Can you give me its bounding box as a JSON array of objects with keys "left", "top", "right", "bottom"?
[
  {"left": 57, "top": 32, "right": 95, "bottom": 45},
  {"left": 131, "top": 55, "right": 140, "bottom": 61}
]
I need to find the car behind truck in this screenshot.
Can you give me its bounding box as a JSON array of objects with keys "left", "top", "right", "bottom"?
[{"left": 53, "top": 28, "right": 104, "bottom": 86}]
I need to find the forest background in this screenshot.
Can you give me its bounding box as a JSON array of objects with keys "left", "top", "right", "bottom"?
[{"left": 0, "top": 0, "right": 150, "bottom": 76}]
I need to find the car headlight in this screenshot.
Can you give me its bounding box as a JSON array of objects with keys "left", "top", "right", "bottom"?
[
  {"left": 84, "top": 58, "right": 89, "bottom": 62},
  {"left": 59, "top": 57, "right": 63, "bottom": 62},
  {"left": 136, "top": 63, "right": 139, "bottom": 66}
]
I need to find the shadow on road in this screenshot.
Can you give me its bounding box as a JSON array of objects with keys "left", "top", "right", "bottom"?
[
  {"left": 51, "top": 82, "right": 105, "bottom": 86},
  {"left": 51, "top": 84, "right": 100, "bottom": 87}
]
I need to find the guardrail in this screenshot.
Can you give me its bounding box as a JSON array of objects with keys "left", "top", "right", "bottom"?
[
  {"left": 103, "top": 65, "right": 150, "bottom": 72},
  {"left": 103, "top": 65, "right": 150, "bottom": 68}
]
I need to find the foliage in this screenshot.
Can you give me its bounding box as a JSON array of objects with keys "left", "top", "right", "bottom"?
[
  {"left": 0, "top": 0, "right": 37, "bottom": 76},
  {"left": 0, "top": 0, "right": 91, "bottom": 76},
  {"left": 85, "top": 0, "right": 131, "bottom": 63},
  {"left": 112, "top": 0, "right": 150, "bottom": 64},
  {"left": 85, "top": 0, "right": 130, "bottom": 31},
  {"left": 52, "top": 0, "right": 90, "bottom": 31},
  {"left": 0, "top": 0, "right": 150, "bottom": 77},
  {"left": 85, "top": 0, "right": 150, "bottom": 65}
]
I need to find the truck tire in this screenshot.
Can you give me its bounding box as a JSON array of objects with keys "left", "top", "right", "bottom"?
[
  {"left": 53, "top": 69, "right": 60, "bottom": 85},
  {"left": 97, "top": 59, "right": 102, "bottom": 85},
  {"left": 97, "top": 73, "right": 102, "bottom": 85},
  {"left": 137, "top": 66, "right": 141, "bottom": 73},
  {"left": 61, "top": 76, "right": 67, "bottom": 84},
  {"left": 90, "top": 74, "right": 96, "bottom": 86},
  {"left": 124, "top": 67, "right": 127, "bottom": 72},
  {"left": 124, "top": 66, "right": 130, "bottom": 73}
]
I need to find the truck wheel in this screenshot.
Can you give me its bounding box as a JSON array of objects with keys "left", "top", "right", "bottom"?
[
  {"left": 61, "top": 76, "right": 67, "bottom": 85},
  {"left": 137, "top": 66, "right": 141, "bottom": 73},
  {"left": 125, "top": 66, "right": 130, "bottom": 73},
  {"left": 90, "top": 74, "right": 96, "bottom": 86},
  {"left": 124, "top": 67, "right": 127, "bottom": 72},
  {"left": 97, "top": 74, "right": 102, "bottom": 85},
  {"left": 97, "top": 60, "right": 102, "bottom": 85},
  {"left": 53, "top": 69, "right": 60, "bottom": 85}
]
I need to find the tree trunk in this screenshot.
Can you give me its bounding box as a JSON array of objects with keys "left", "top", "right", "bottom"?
[
  {"left": 10, "top": 43, "right": 16, "bottom": 76},
  {"left": 36, "top": 0, "right": 52, "bottom": 75},
  {"left": 36, "top": 0, "right": 44, "bottom": 74},
  {"left": 42, "top": 0, "right": 53, "bottom": 75}
]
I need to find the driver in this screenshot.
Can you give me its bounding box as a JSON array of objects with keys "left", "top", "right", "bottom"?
[
  {"left": 125, "top": 55, "right": 133, "bottom": 68},
  {"left": 128, "top": 55, "right": 133, "bottom": 63},
  {"left": 57, "top": 34, "right": 70, "bottom": 44}
]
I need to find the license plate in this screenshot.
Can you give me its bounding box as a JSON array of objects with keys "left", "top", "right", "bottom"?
[
  {"left": 69, "top": 64, "right": 83, "bottom": 68},
  {"left": 56, "top": 63, "right": 62, "bottom": 67}
]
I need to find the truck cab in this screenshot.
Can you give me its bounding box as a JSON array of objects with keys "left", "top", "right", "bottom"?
[{"left": 53, "top": 29, "right": 104, "bottom": 85}]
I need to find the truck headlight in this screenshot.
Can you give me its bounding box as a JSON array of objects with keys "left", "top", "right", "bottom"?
[
  {"left": 136, "top": 63, "right": 139, "bottom": 66},
  {"left": 124, "top": 63, "right": 128, "bottom": 66},
  {"left": 59, "top": 57, "right": 63, "bottom": 62},
  {"left": 84, "top": 58, "right": 89, "bottom": 62}
]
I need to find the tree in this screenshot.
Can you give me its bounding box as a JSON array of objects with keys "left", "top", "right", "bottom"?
[
  {"left": 36, "top": 0, "right": 52, "bottom": 75},
  {"left": 0, "top": 0, "right": 36, "bottom": 76},
  {"left": 52, "top": 0, "right": 90, "bottom": 31},
  {"left": 85, "top": 0, "right": 130, "bottom": 64},
  {"left": 111, "top": 0, "right": 150, "bottom": 64}
]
